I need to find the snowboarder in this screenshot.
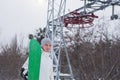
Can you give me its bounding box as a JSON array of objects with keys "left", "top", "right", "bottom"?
[{"left": 21, "top": 38, "right": 54, "bottom": 80}]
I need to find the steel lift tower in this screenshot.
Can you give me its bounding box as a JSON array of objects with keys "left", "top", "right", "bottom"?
[
  {"left": 45, "top": 0, "right": 120, "bottom": 80},
  {"left": 46, "top": 0, "right": 75, "bottom": 80}
]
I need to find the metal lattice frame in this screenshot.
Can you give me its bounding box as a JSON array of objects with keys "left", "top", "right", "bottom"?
[
  {"left": 45, "top": 0, "right": 120, "bottom": 80},
  {"left": 48, "top": 0, "right": 120, "bottom": 29},
  {"left": 46, "top": 0, "right": 75, "bottom": 80},
  {"left": 51, "top": 0, "right": 120, "bottom": 23}
]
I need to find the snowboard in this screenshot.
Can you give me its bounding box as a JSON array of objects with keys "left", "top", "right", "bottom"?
[{"left": 28, "top": 39, "right": 42, "bottom": 80}]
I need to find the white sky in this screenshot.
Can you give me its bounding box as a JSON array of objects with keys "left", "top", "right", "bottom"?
[
  {"left": 0, "top": 0, "right": 48, "bottom": 45},
  {"left": 0, "top": 0, "right": 81, "bottom": 46},
  {"left": 0, "top": 0, "right": 120, "bottom": 47}
]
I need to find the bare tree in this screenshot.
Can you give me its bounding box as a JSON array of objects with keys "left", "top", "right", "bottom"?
[
  {"left": 62, "top": 20, "right": 120, "bottom": 80},
  {"left": 0, "top": 35, "right": 27, "bottom": 80}
]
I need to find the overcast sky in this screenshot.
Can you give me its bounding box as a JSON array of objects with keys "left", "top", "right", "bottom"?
[
  {"left": 0, "top": 0, "right": 83, "bottom": 47},
  {"left": 0, "top": 0, "right": 48, "bottom": 46},
  {"left": 0, "top": 0, "right": 120, "bottom": 47}
]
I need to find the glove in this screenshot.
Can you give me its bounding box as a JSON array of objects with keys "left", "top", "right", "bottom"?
[{"left": 20, "top": 68, "right": 28, "bottom": 80}]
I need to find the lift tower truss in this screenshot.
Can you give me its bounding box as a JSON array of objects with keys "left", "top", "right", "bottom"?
[
  {"left": 49, "top": 0, "right": 120, "bottom": 28},
  {"left": 46, "top": 0, "right": 75, "bottom": 80},
  {"left": 46, "top": 0, "right": 120, "bottom": 80}
]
